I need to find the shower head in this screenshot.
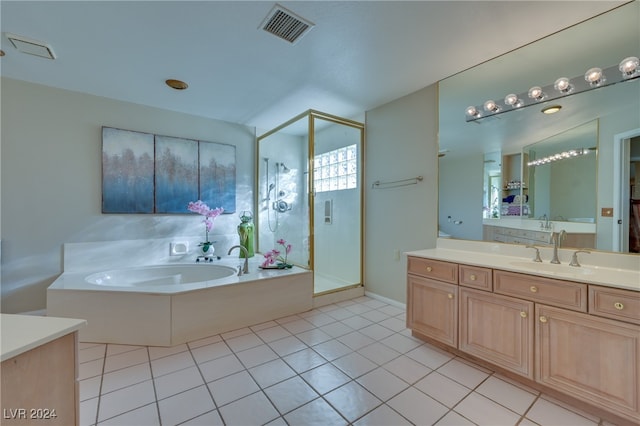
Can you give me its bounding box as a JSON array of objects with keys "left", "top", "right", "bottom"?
[
  {"left": 280, "top": 163, "right": 291, "bottom": 173},
  {"left": 268, "top": 183, "right": 275, "bottom": 192}
]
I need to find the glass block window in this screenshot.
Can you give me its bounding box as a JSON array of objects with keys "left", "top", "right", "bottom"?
[{"left": 314, "top": 144, "right": 357, "bottom": 193}]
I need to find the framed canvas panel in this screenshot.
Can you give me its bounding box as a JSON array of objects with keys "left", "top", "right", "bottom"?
[
  {"left": 102, "top": 127, "right": 154, "bottom": 213},
  {"left": 199, "top": 141, "right": 236, "bottom": 213},
  {"left": 155, "top": 135, "right": 199, "bottom": 213}
]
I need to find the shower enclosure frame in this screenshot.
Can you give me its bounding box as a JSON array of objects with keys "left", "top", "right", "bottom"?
[{"left": 256, "top": 109, "right": 365, "bottom": 294}]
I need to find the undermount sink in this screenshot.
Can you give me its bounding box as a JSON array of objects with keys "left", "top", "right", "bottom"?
[{"left": 509, "top": 261, "right": 595, "bottom": 276}]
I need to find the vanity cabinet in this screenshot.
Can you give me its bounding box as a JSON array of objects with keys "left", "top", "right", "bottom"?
[
  {"left": 536, "top": 304, "right": 640, "bottom": 421},
  {"left": 406, "top": 258, "right": 458, "bottom": 347},
  {"left": 459, "top": 288, "right": 534, "bottom": 378},
  {"left": 406, "top": 255, "right": 640, "bottom": 425}
]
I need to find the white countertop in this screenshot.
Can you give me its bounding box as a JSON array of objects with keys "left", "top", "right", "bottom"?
[
  {"left": 1, "top": 314, "right": 86, "bottom": 362},
  {"left": 407, "top": 239, "right": 640, "bottom": 292}
]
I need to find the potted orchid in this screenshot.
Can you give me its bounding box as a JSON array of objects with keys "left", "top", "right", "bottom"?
[
  {"left": 261, "top": 239, "right": 293, "bottom": 269},
  {"left": 187, "top": 200, "right": 224, "bottom": 257}
]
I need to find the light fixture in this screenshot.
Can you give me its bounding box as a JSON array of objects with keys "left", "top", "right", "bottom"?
[
  {"left": 584, "top": 67, "right": 605, "bottom": 86},
  {"left": 465, "top": 56, "right": 640, "bottom": 122},
  {"left": 528, "top": 86, "right": 545, "bottom": 101},
  {"left": 541, "top": 105, "right": 562, "bottom": 114},
  {"left": 165, "top": 79, "right": 188, "bottom": 90},
  {"left": 528, "top": 147, "right": 591, "bottom": 167},
  {"left": 504, "top": 93, "right": 522, "bottom": 108},
  {"left": 619, "top": 56, "right": 639, "bottom": 78},
  {"left": 553, "top": 77, "right": 573, "bottom": 93},
  {"left": 483, "top": 100, "right": 500, "bottom": 113}
]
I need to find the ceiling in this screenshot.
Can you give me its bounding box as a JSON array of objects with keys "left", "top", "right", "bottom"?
[{"left": 0, "top": 1, "right": 627, "bottom": 134}]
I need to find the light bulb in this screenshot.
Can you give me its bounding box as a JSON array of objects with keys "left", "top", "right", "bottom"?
[
  {"left": 483, "top": 100, "right": 499, "bottom": 113},
  {"left": 528, "top": 86, "right": 545, "bottom": 101},
  {"left": 585, "top": 67, "right": 604, "bottom": 86},
  {"left": 466, "top": 106, "right": 480, "bottom": 118},
  {"left": 504, "top": 93, "right": 522, "bottom": 107},
  {"left": 554, "top": 77, "right": 572, "bottom": 93},
  {"left": 619, "top": 56, "right": 639, "bottom": 78}
]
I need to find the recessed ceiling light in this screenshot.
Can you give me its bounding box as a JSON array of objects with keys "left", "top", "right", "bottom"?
[
  {"left": 541, "top": 105, "right": 562, "bottom": 114},
  {"left": 165, "top": 79, "right": 188, "bottom": 90}
]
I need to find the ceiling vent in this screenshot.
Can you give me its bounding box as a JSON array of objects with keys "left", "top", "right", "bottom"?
[
  {"left": 6, "top": 33, "right": 56, "bottom": 59},
  {"left": 260, "top": 4, "right": 314, "bottom": 44}
]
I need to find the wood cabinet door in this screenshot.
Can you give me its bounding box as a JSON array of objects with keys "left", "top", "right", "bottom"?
[
  {"left": 407, "top": 274, "right": 458, "bottom": 347},
  {"left": 536, "top": 304, "right": 640, "bottom": 423},
  {"left": 459, "top": 288, "right": 534, "bottom": 379}
]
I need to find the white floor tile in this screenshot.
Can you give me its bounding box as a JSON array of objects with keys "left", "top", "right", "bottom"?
[
  {"left": 98, "top": 380, "right": 156, "bottom": 423},
  {"left": 220, "top": 327, "right": 252, "bottom": 339},
  {"left": 154, "top": 366, "right": 205, "bottom": 400},
  {"left": 79, "top": 344, "right": 106, "bottom": 363},
  {"left": 345, "top": 303, "right": 374, "bottom": 315},
  {"left": 324, "top": 381, "right": 382, "bottom": 422},
  {"left": 383, "top": 355, "right": 432, "bottom": 384},
  {"left": 147, "top": 344, "right": 187, "bottom": 361},
  {"left": 357, "top": 342, "right": 401, "bottom": 365},
  {"left": 378, "top": 316, "right": 407, "bottom": 332},
  {"left": 280, "top": 318, "right": 315, "bottom": 334},
  {"left": 301, "top": 363, "right": 351, "bottom": 395},
  {"left": 235, "top": 343, "right": 279, "bottom": 368},
  {"left": 282, "top": 347, "right": 327, "bottom": 373},
  {"left": 319, "top": 321, "right": 354, "bottom": 338},
  {"left": 325, "top": 307, "right": 357, "bottom": 321},
  {"left": 358, "top": 323, "right": 396, "bottom": 341},
  {"left": 312, "top": 339, "right": 353, "bottom": 361},
  {"left": 190, "top": 340, "right": 232, "bottom": 364},
  {"left": 186, "top": 334, "right": 222, "bottom": 349},
  {"left": 526, "top": 397, "right": 599, "bottom": 426},
  {"left": 157, "top": 385, "right": 215, "bottom": 426},
  {"left": 207, "top": 370, "right": 260, "bottom": 406},
  {"left": 180, "top": 409, "right": 223, "bottom": 425},
  {"left": 356, "top": 367, "right": 409, "bottom": 402},
  {"left": 353, "top": 404, "right": 412, "bottom": 426},
  {"left": 378, "top": 305, "right": 405, "bottom": 317},
  {"left": 380, "top": 333, "right": 423, "bottom": 353},
  {"left": 79, "top": 396, "right": 98, "bottom": 426},
  {"left": 101, "top": 363, "right": 152, "bottom": 394},
  {"left": 435, "top": 410, "right": 476, "bottom": 426},
  {"left": 476, "top": 376, "right": 537, "bottom": 415},
  {"left": 254, "top": 324, "right": 292, "bottom": 343},
  {"left": 360, "top": 310, "right": 391, "bottom": 323},
  {"left": 98, "top": 403, "right": 158, "bottom": 426},
  {"left": 150, "top": 351, "right": 195, "bottom": 377},
  {"left": 103, "top": 347, "right": 148, "bottom": 374},
  {"left": 248, "top": 358, "right": 296, "bottom": 388},
  {"left": 332, "top": 351, "right": 377, "bottom": 379},
  {"left": 387, "top": 387, "right": 449, "bottom": 425},
  {"left": 415, "top": 371, "right": 471, "bottom": 408},
  {"left": 337, "top": 330, "right": 375, "bottom": 350},
  {"left": 79, "top": 358, "right": 105, "bottom": 380},
  {"left": 224, "top": 332, "right": 263, "bottom": 352},
  {"left": 250, "top": 320, "right": 279, "bottom": 332},
  {"left": 106, "top": 344, "right": 145, "bottom": 357},
  {"left": 299, "top": 311, "right": 336, "bottom": 327},
  {"left": 268, "top": 335, "right": 307, "bottom": 356},
  {"left": 437, "top": 358, "right": 491, "bottom": 389},
  {"left": 284, "top": 398, "right": 348, "bottom": 426},
  {"left": 79, "top": 376, "right": 102, "bottom": 402},
  {"left": 455, "top": 392, "right": 521, "bottom": 426},
  {"left": 218, "top": 392, "right": 280, "bottom": 425},
  {"left": 263, "top": 376, "right": 319, "bottom": 415},
  {"left": 405, "top": 343, "right": 454, "bottom": 370},
  {"left": 198, "top": 353, "right": 245, "bottom": 383},
  {"left": 295, "top": 328, "right": 333, "bottom": 346}
]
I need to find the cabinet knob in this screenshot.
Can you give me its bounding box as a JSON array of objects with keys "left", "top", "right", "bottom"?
[
  {"left": 520, "top": 311, "right": 528, "bottom": 318},
  {"left": 470, "top": 274, "right": 477, "bottom": 281},
  {"left": 614, "top": 302, "right": 624, "bottom": 310},
  {"left": 530, "top": 286, "right": 538, "bottom": 293},
  {"left": 447, "top": 293, "right": 454, "bottom": 300},
  {"left": 426, "top": 266, "right": 433, "bottom": 272},
  {"left": 539, "top": 316, "right": 548, "bottom": 323}
]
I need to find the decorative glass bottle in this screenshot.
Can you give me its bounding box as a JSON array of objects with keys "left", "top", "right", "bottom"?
[{"left": 237, "top": 211, "right": 255, "bottom": 258}]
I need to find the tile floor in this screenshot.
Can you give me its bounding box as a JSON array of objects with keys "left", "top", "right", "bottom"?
[{"left": 79, "top": 296, "right": 613, "bottom": 426}]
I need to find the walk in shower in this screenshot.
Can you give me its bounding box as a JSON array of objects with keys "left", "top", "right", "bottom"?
[{"left": 257, "top": 110, "right": 364, "bottom": 295}]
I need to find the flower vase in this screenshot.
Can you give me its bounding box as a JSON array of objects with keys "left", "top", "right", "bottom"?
[{"left": 197, "top": 241, "right": 215, "bottom": 262}]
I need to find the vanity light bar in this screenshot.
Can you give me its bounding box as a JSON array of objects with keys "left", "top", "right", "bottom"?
[
  {"left": 527, "top": 147, "right": 591, "bottom": 167},
  {"left": 465, "top": 56, "right": 640, "bottom": 122}
]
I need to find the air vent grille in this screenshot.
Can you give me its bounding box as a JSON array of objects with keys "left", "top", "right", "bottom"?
[
  {"left": 261, "top": 4, "right": 314, "bottom": 44},
  {"left": 6, "top": 33, "right": 56, "bottom": 59}
]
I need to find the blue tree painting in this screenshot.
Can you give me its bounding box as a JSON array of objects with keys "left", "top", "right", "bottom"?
[
  {"left": 155, "top": 136, "right": 199, "bottom": 213},
  {"left": 199, "top": 141, "right": 236, "bottom": 213},
  {"left": 102, "top": 127, "right": 154, "bottom": 213}
]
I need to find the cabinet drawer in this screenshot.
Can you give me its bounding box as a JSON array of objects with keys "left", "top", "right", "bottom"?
[
  {"left": 459, "top": 265, "right": 492, "bottom": 291},
  {"left": 407, "top": 257, "right": 458, "bottom": 284},
  {"left": 494, "top": 270, "right": 587, "bottom": 312},
  {"left": 589, "top": 286, "right": 640, "bottom": 325}
]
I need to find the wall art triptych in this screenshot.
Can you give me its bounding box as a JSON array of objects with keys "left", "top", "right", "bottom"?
[{"left": 101, "top": 127, "right": 236, "bottom": 214}]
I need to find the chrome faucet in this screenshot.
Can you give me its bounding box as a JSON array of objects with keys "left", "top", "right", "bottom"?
[
  {"left": 525, "top": 245, "right": 542, "bottom": 262},
  {"left": 550, "top": 230, "right": 567, "bottom": 264},
  {"left": 539, "top": 214, "right": 553, "bottom": 231},
  {"left": 569, "top": 250, "right": 591, "bottom": 267},
  {"left": 228, "top": 245, "right": 249, "bottom": 275}
]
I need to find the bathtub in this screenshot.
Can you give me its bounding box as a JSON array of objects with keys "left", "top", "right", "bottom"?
[{"left": 47, "top": 241, "right": 313, "bottom": 346}]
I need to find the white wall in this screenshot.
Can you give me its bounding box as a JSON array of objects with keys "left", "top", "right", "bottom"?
[
  {"left": 365, "top": 84, "right": 439, "bottom": 303},
  {"left": 1, "top": 78, "right": 256, "bottom": 313}
]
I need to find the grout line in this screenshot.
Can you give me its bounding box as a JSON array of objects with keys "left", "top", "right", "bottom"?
[{"left": 145, "top": 346, "right": 162, "bottom": 426}]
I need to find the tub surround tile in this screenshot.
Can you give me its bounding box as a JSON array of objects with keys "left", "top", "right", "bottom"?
[{"left": 78, "top": 295, "right": 618, "bottom": 426}]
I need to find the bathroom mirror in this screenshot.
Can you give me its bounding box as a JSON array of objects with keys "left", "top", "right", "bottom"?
[
  {"left": 438, "top": 1, "right": 640, "bottom": 253},
  {"left": 525, "top": 120, "right": 598, "bottom": 223}
]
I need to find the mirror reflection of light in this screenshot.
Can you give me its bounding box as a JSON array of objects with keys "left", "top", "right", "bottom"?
[{"left": 527, "top": 147, "right": 590, "bottom": 166}]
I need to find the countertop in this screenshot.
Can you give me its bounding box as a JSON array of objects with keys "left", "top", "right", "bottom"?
[
  {"left": 407, "top": 239, "right": 640, "bottom": 292},
  {"left": 1, "top": 314, "right": 86, "bottom": 361}
]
